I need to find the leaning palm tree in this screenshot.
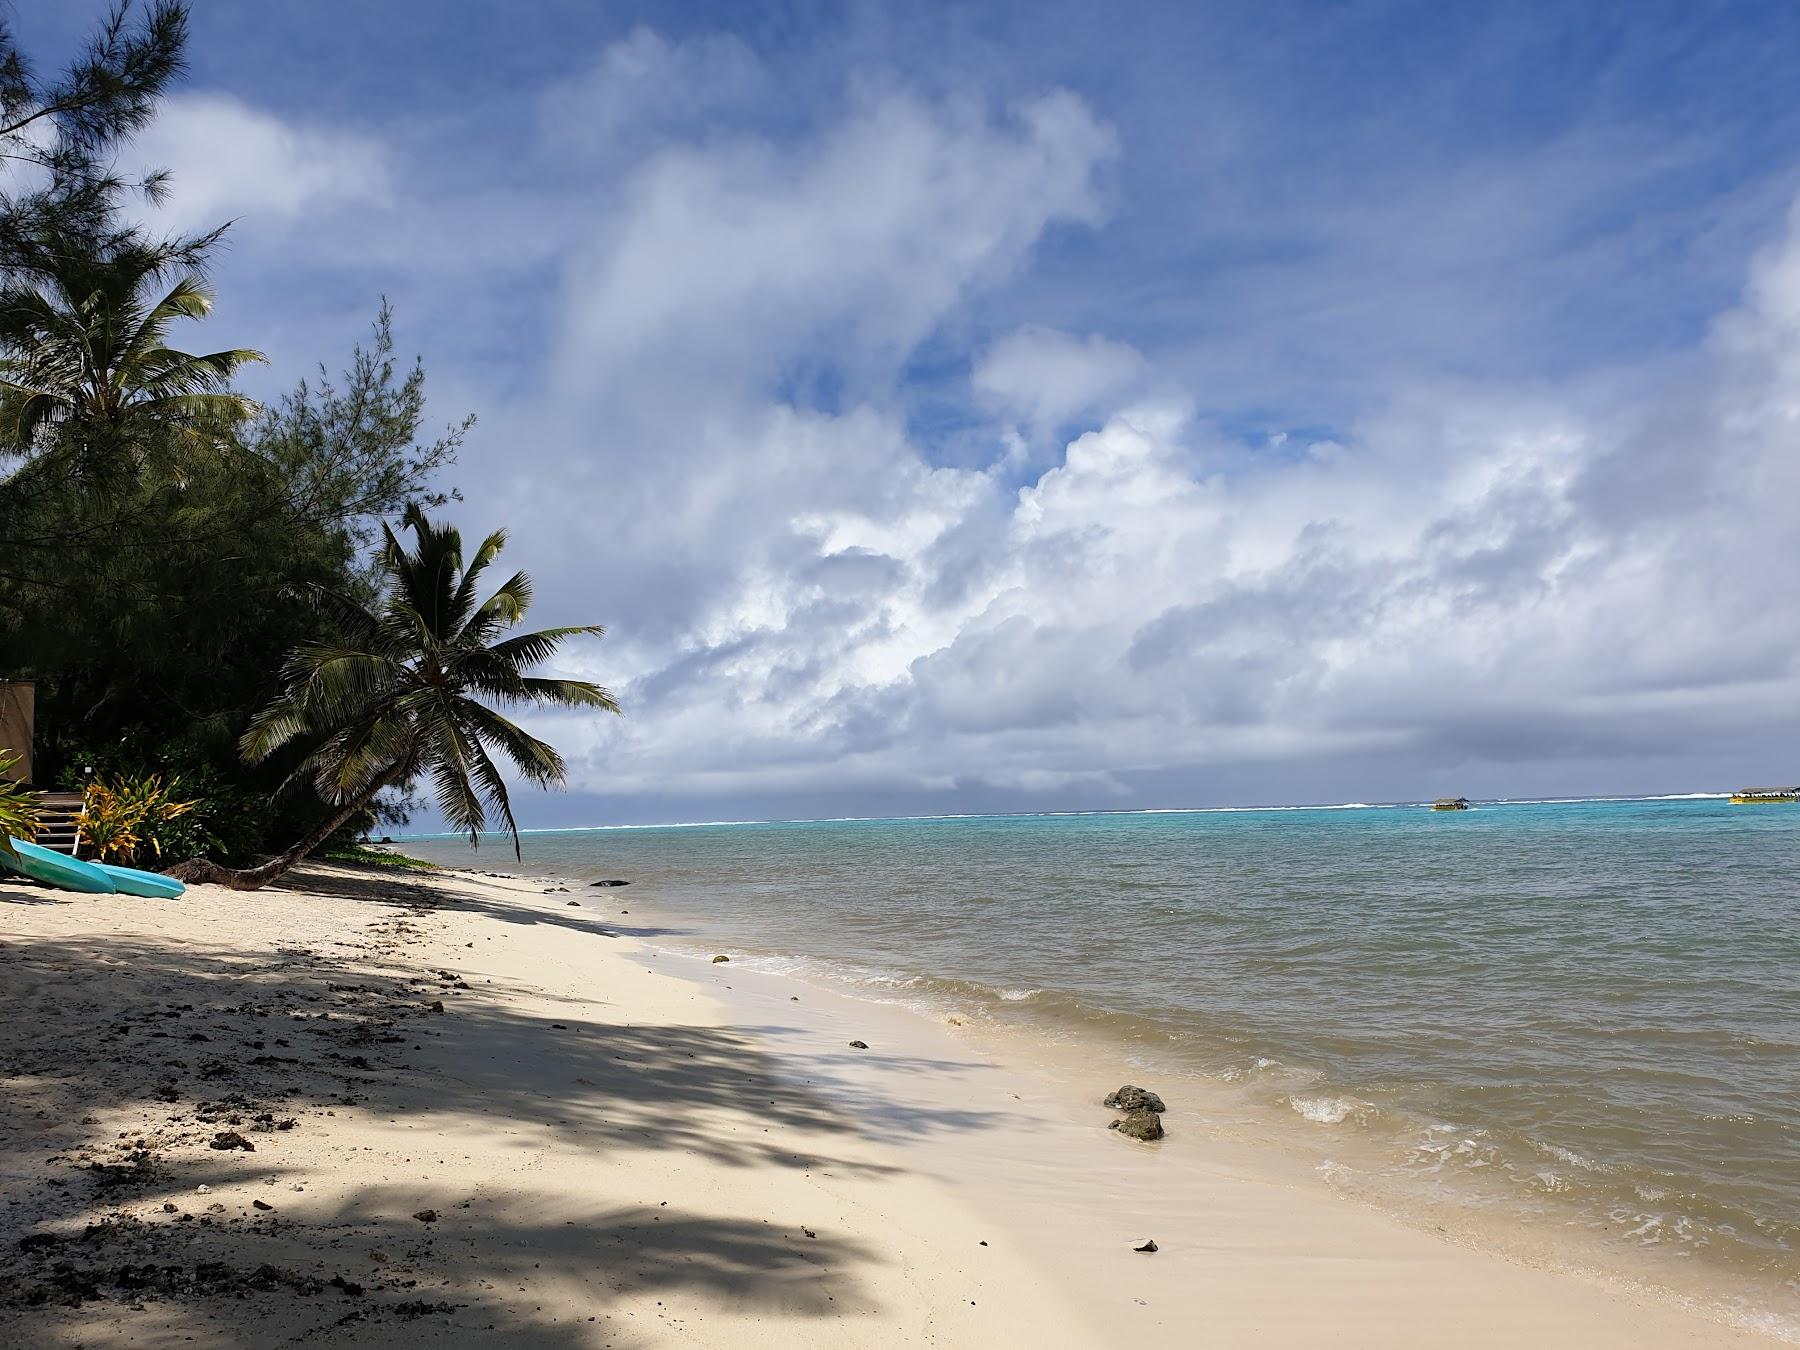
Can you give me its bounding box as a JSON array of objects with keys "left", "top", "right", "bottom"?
[
  {"left": 0, "top": 233, "right": 264, "bottom": 456},
  {"left": 166, "top": 505, "right": 620, "bottom": 890}
]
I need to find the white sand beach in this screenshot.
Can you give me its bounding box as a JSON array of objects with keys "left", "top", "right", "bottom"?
[{"left": 0, "top": 862, "right": 1782, "bottom": 1348}]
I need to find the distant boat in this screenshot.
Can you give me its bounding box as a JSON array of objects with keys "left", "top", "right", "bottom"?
[
  {"left": 1431, "top": 797, "right": 1472, "bottom": 812},
  {"left": 1730, "top": 786, "right": 1799, "bottom": 804}
]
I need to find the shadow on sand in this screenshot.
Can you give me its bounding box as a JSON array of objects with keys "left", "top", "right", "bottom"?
[{"left": 0, "top": 865, "right": 1011, "bottom": 1347}]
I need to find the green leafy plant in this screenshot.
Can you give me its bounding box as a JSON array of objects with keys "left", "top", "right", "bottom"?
[
  {"left": 54, "top": 746, "right": 268, "bottom": 865},
  {"left": 77, "top": 774, "right": 201, "bottom": 867},
  {"left": 0, "top": 752, "right": 40, "bottom": 861},
  {"left": 169, "top": 504, "right": 618, "bottom": 890}
]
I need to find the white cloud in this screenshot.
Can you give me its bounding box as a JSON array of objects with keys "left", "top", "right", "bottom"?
[
  {"left": 132, "top": 92, "right": 390, "bottom": 235},
  {"left": 540, "top": 202, "right": 1800, "bottom": 804},
  {"left": 118, "top": 30, "right": 1800, "bottom": 815},
  {"left": 973, "top": 326, "right": 1147, "bottom": 434},
  {"left": 552, "top": 87, "right": 1116, "bottom": 396},
  {"left": 538, "top": 27, "right": 765, "bottom": 153}
]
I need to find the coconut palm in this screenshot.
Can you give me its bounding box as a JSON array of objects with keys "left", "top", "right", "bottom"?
[
  {"left": 0, "top": 234, "right": 264, "bottom": 456},
  {"left": 167, "top": 505, "right": 620, "bottom": 890}
]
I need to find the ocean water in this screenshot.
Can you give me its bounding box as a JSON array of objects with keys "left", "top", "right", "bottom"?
[{"left": 401, "top": 796, "right": 1800, "bottom": 1328}]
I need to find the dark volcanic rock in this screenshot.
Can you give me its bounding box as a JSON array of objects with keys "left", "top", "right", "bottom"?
[
  {"left": 848, "top": 1040, "right": 869, "bottom": 1050},
  {"left": 1109, "top": 1109, "right": 1164, "bottom": 1141},
  {"left": 711, "top": 955, "right": 730, "bottom": 963},
  {"left": 1135, "top": 1238, "right": 1159, "bottom": 1253},
  {"left": 208, "top": 1130, "right": 255, "bottom": 1152},
  {"left": 589, "top": 879, "right": 631, "bottom": 887},
  {"left": 1103, "top": 1084, "right": 1166, "bottom": 1114}
]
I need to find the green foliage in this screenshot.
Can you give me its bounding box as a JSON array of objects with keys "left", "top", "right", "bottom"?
[
  {"left": 54, "top": 742, "right": 269, "bottom": 865},
  {"left": 76, "top": 772, "right": 198, "bottom": 866},
  {"left": 243, "top": 505, "right": 619, "bottom": 857},
  {"left": 0, "top": 239, "right": 265, "bottom": 457},
  {"left": 250, "top": 301, "right": 468, "bottom": 572},
  {"left": 317, "top": 843, "right": 440, "bottom": 872},
  {"left": 0, "top": 7, "right": 501, "bottom": 877},
  {"left": 2, "top": 303, "right": 468, "bottom": 858},
  {"left": 0, "top": 3, "right": 213, "bottom": 291},
  {"left": 0, "top": 752, "right": 40, "bottom": 858}
]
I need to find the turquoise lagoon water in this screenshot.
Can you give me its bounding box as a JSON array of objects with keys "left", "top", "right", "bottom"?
[{"left": 402, "top": 796, "right": 1800, "bottom": 1325}]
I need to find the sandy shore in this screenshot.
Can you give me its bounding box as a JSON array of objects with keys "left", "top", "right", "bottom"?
[{"left": 0, "top": 861, "right": 1782, "bottom": 1348}]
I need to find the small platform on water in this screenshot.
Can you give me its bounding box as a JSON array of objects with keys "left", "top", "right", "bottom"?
[{"left": 1730, "top": 786, "right": 1799, "bottom": 804}]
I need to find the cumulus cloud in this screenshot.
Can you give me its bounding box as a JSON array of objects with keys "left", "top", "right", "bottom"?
[
  {"left": 546, "top": 204, "right": 1800, "bottom": 808},
  {"left": 126, "top": 27, "right": 1800, "bottom": 818}
]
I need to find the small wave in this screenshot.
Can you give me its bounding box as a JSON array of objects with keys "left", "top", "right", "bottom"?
[
  {"left": 997, "top": 988, "right": 1042, "bottom": 1002},
  {"left": 1288, "top": 1094, "right": 1374, "bottom": 1125},
  {"left": 1533, "top": 1141, "right": 1609, "bottom": 1173}
]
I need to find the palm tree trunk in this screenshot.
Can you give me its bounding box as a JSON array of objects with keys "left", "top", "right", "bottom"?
[{"left": 164, "top": 761, "right": 407, "bottom": 891}]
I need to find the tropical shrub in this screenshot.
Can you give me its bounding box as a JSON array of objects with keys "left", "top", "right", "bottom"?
[
  {"left": 55, "top": 744, "right": 269, "bottom": 865},
  {"left": 0, "top": 752, "right": 40, "bottom": 860},
  {"left": 77, "top": 774, "right": 202, "bottom": 867}
]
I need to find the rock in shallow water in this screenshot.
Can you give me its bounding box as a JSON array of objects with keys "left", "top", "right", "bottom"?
[
  {"left": 1109, "top": 1109, "right": 1164, "bottom": 1141},
  {"left": 1104, "top": 1084, "right": 1166, "bottom": 1113}
]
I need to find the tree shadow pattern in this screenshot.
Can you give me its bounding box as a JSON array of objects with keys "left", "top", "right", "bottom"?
[{"left": 0, "top": 866, "right": 1016, "bottom": 1347}]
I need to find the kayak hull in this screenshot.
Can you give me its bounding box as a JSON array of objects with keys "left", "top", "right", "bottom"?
[
  {"left": 1, "top": 838, "right": 117, "bottom": 894},
  {"left": 94, "top": 861, "right": 185, "bottom": 898}
]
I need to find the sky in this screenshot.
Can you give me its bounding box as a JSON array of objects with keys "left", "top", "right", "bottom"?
[{"left": 19, "top": 1, "right": 1800, "bottom": 824}]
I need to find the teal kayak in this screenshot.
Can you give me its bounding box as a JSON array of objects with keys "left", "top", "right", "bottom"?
[
  {"left": 94, "top": 861, "right": 185, "bottom": 899},
  {"left": 0, "top": 838, "right": 117, "bottom": 894}
]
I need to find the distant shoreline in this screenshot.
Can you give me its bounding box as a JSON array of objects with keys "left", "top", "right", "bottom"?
[{"left": 395, "top": 789, "right": 1742, "bottom": 839}]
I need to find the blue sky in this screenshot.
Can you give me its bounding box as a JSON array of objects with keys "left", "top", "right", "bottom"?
[{"left": 21, "top": 2, "right": 1800, "bottom": 823}]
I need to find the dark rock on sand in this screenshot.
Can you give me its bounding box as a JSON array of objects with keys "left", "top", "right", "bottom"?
[
  {"left": 590, "top": 879, "right": 631, "bottom": 887},
  {"left": 848, "top": 1040, "right": 869, "bottom": 1050},
  {"left": 1109, "top": 1109, "right": 1164, "bottom": 1141},
  {"left": 1104, "top": 1085, "right": 1166, "bottom": 1113},
  {"left": 413, "top": 1209, "right": 439, "bottom": 1223},
  {"left": 1135, "top": 1238, "right": 1158, "bottom": 1253},
  {"left": 208, "top": 1130, "right": 255, "bottom": 1151},
  {"left": 712, "top": 955, "right": 730, "bottom": 963}
]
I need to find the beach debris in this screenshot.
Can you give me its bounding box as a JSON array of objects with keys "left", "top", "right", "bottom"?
[
  {"left": 1104, "top": 1085, "right": 1166, "bottom": 1113},
  {"left": 590, "top": 879, "right": 631, "bottom": 887},
  {"left": 208, "top": 1130, "right": 255, "bottom": 1151},
  {"left": 413, "top": 1209, "right": 440, "bottom": 1223},
  {"left": 252, "top": 1199, "right": 274, "bottom": 1211},
  {"left": 803, "top": 1226, "right": 817, "bottom": 1238},
  {"left": 566, "top": 900, "right": 580, "bottom": 907},
  {"left": 1110, "top": 1109, "right": 1164, "bottom": 1141},
  {"left": 1134, "top": 1239, "right": 1158, "bottom": 1253},
  {"left": 848, "top": 1040, "right": 869, "bottom": 1050},
  {"left": 712, "top": 955, "right": 731, "bottom": 963}
]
